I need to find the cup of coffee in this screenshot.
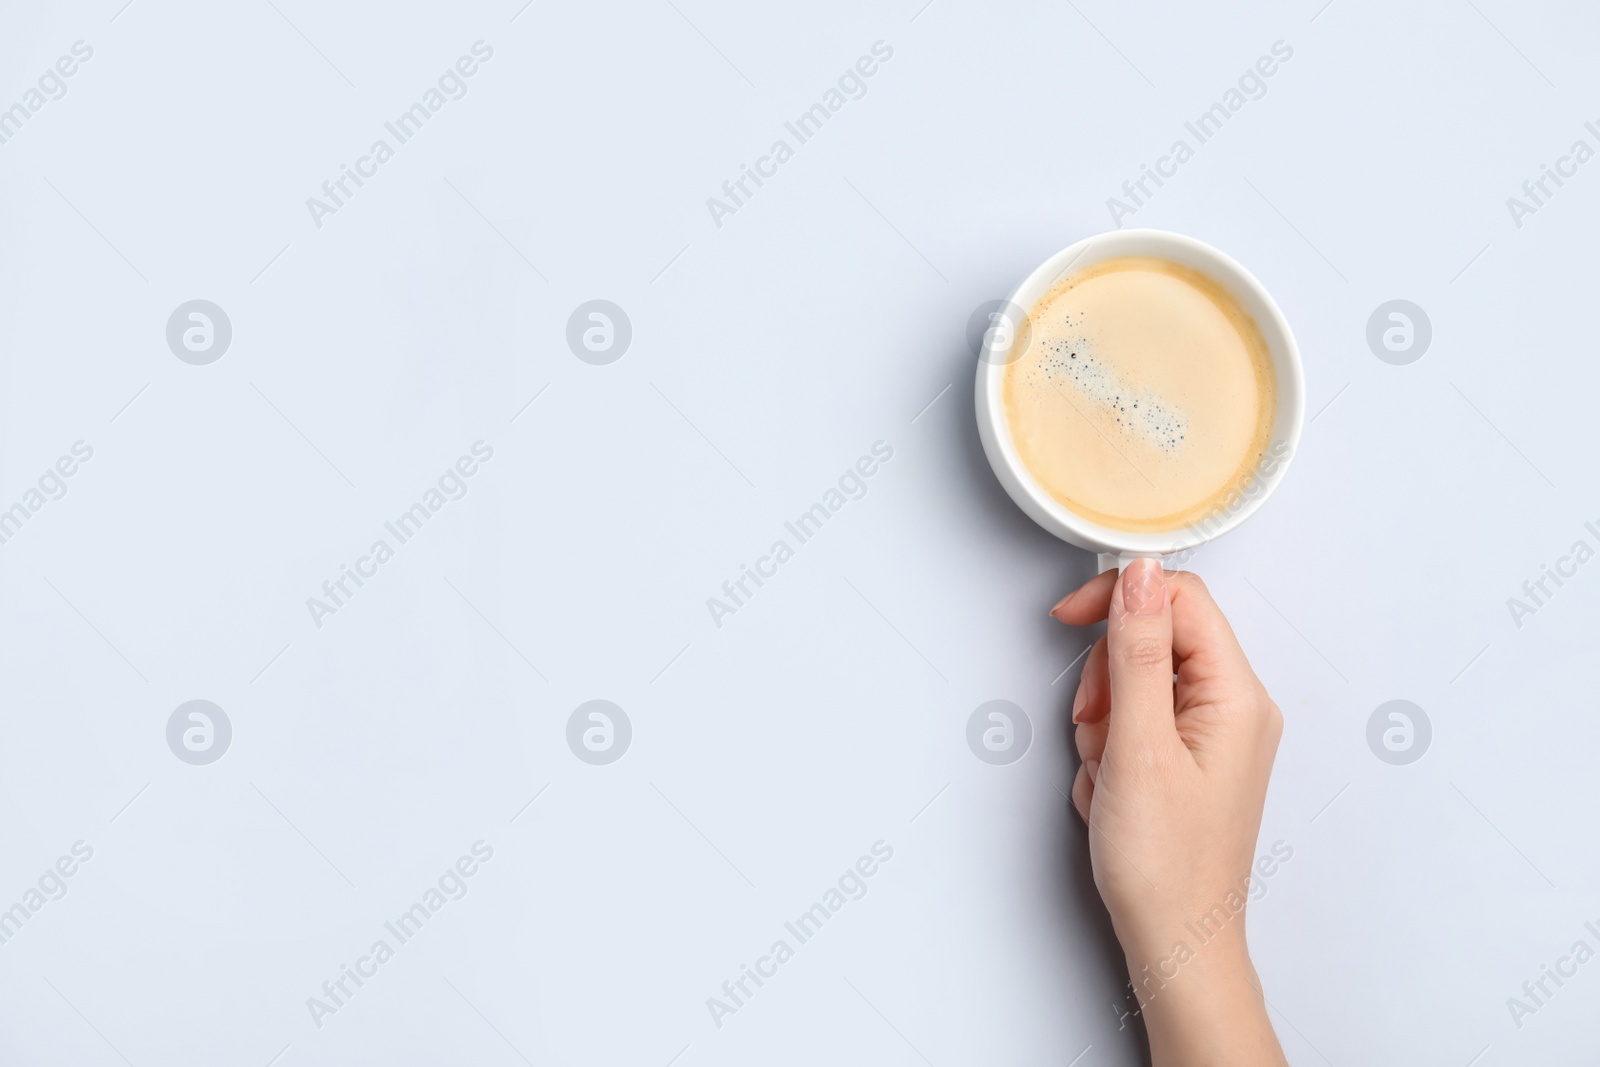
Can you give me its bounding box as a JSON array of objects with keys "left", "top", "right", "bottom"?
[{"left": 974, "top": 229, "right": 1304, "bottom": 569}]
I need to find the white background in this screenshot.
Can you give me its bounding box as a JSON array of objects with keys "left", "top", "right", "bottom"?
[{"left": 0, "top": 1, "right": 1596, "bottom": 1064}]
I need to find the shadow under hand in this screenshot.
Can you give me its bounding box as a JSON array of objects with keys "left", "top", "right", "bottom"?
[{"left": 940, "top": 317, "right": 1148, "bottom": 1061}]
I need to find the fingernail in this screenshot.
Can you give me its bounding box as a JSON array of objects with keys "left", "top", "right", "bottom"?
[
  {"left": 1123, "top": 558, "right": 1165, "bottom": 616},
  {"left": 1049, "top": 590, "right": 1076, "bottom": 620},
  {"left": 1085, "top": 758, "right": 1099, "bottom": 784},
  {"left": 1071, "top": 682, "right": 1088, "bottom": 722}
]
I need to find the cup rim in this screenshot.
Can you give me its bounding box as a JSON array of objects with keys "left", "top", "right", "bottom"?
[{"left": 973, "top": 228, "right": 1306, "bottom": 557}]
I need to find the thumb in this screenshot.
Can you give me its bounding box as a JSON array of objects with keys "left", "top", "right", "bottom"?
[{"left": 1105, "top": 558, "right": 1177, "bottom": 745}]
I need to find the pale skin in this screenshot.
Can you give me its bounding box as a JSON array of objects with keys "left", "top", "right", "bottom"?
[{"left": 1051, "top": 558, "right": 1288, "bottom": 1067}]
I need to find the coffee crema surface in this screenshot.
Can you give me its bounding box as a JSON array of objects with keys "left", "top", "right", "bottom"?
[{"left": 1002, "top": 256, "right": 1276, "bottom": 533}]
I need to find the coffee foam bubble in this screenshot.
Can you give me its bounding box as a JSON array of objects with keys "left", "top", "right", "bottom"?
[{"left": 1034, "top": 337, "right": 1189, "bottom": 454}]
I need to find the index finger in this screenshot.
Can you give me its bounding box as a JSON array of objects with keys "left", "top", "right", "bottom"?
[{"left": 1049, "top": 569, "right": 1117, "bottom": 625}]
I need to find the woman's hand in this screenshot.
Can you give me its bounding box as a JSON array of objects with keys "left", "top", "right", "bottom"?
[{"left": 1053, "top": 559, "right": 1287, "bottom": 1066}]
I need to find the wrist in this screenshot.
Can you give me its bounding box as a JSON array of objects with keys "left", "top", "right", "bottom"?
[
  {"left": 1124, "top": 940, "right": 1285, "bottom": 1067},
  {"left": 1123, "top": 928, "right": 1252, "bottom": 1011},
  {"left": 1115, "top": 900, "right": 1252, "bottom": 983}
]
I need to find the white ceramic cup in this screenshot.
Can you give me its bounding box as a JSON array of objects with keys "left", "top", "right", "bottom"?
[{"left": 973, "top": 228, "right": 1304, "bottom": 572}]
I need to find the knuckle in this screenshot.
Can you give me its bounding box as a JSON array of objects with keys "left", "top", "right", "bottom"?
[
  {"left": 1177, "top": 572, "right": 1209, "bottom": 604},
  {"left": 1118, "top": 634, "right": 1170, "bottom": 669}
]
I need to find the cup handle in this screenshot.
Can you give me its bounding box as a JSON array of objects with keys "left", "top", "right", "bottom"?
[{"left": 1097, "top": 552, "right": 1165, "bottom": 574}]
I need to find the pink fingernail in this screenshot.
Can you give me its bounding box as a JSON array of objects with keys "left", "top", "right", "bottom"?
[
  {"left": 1071, "top": 682, "right": 1088, "bottom": 722},
  {"left": 1049, "top": 591, "right": 1076, "bottom": 619},
  {"left": 1123, "top": 558, "right": 1165, "bottom": 616},
  {"left": 1085, "top": 758, "right": 1099, "bottom": 784}
]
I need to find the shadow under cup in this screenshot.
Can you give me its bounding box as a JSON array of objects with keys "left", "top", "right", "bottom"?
[{"left": 973, "top": 228, "right": 1305, "bottom": 567}]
